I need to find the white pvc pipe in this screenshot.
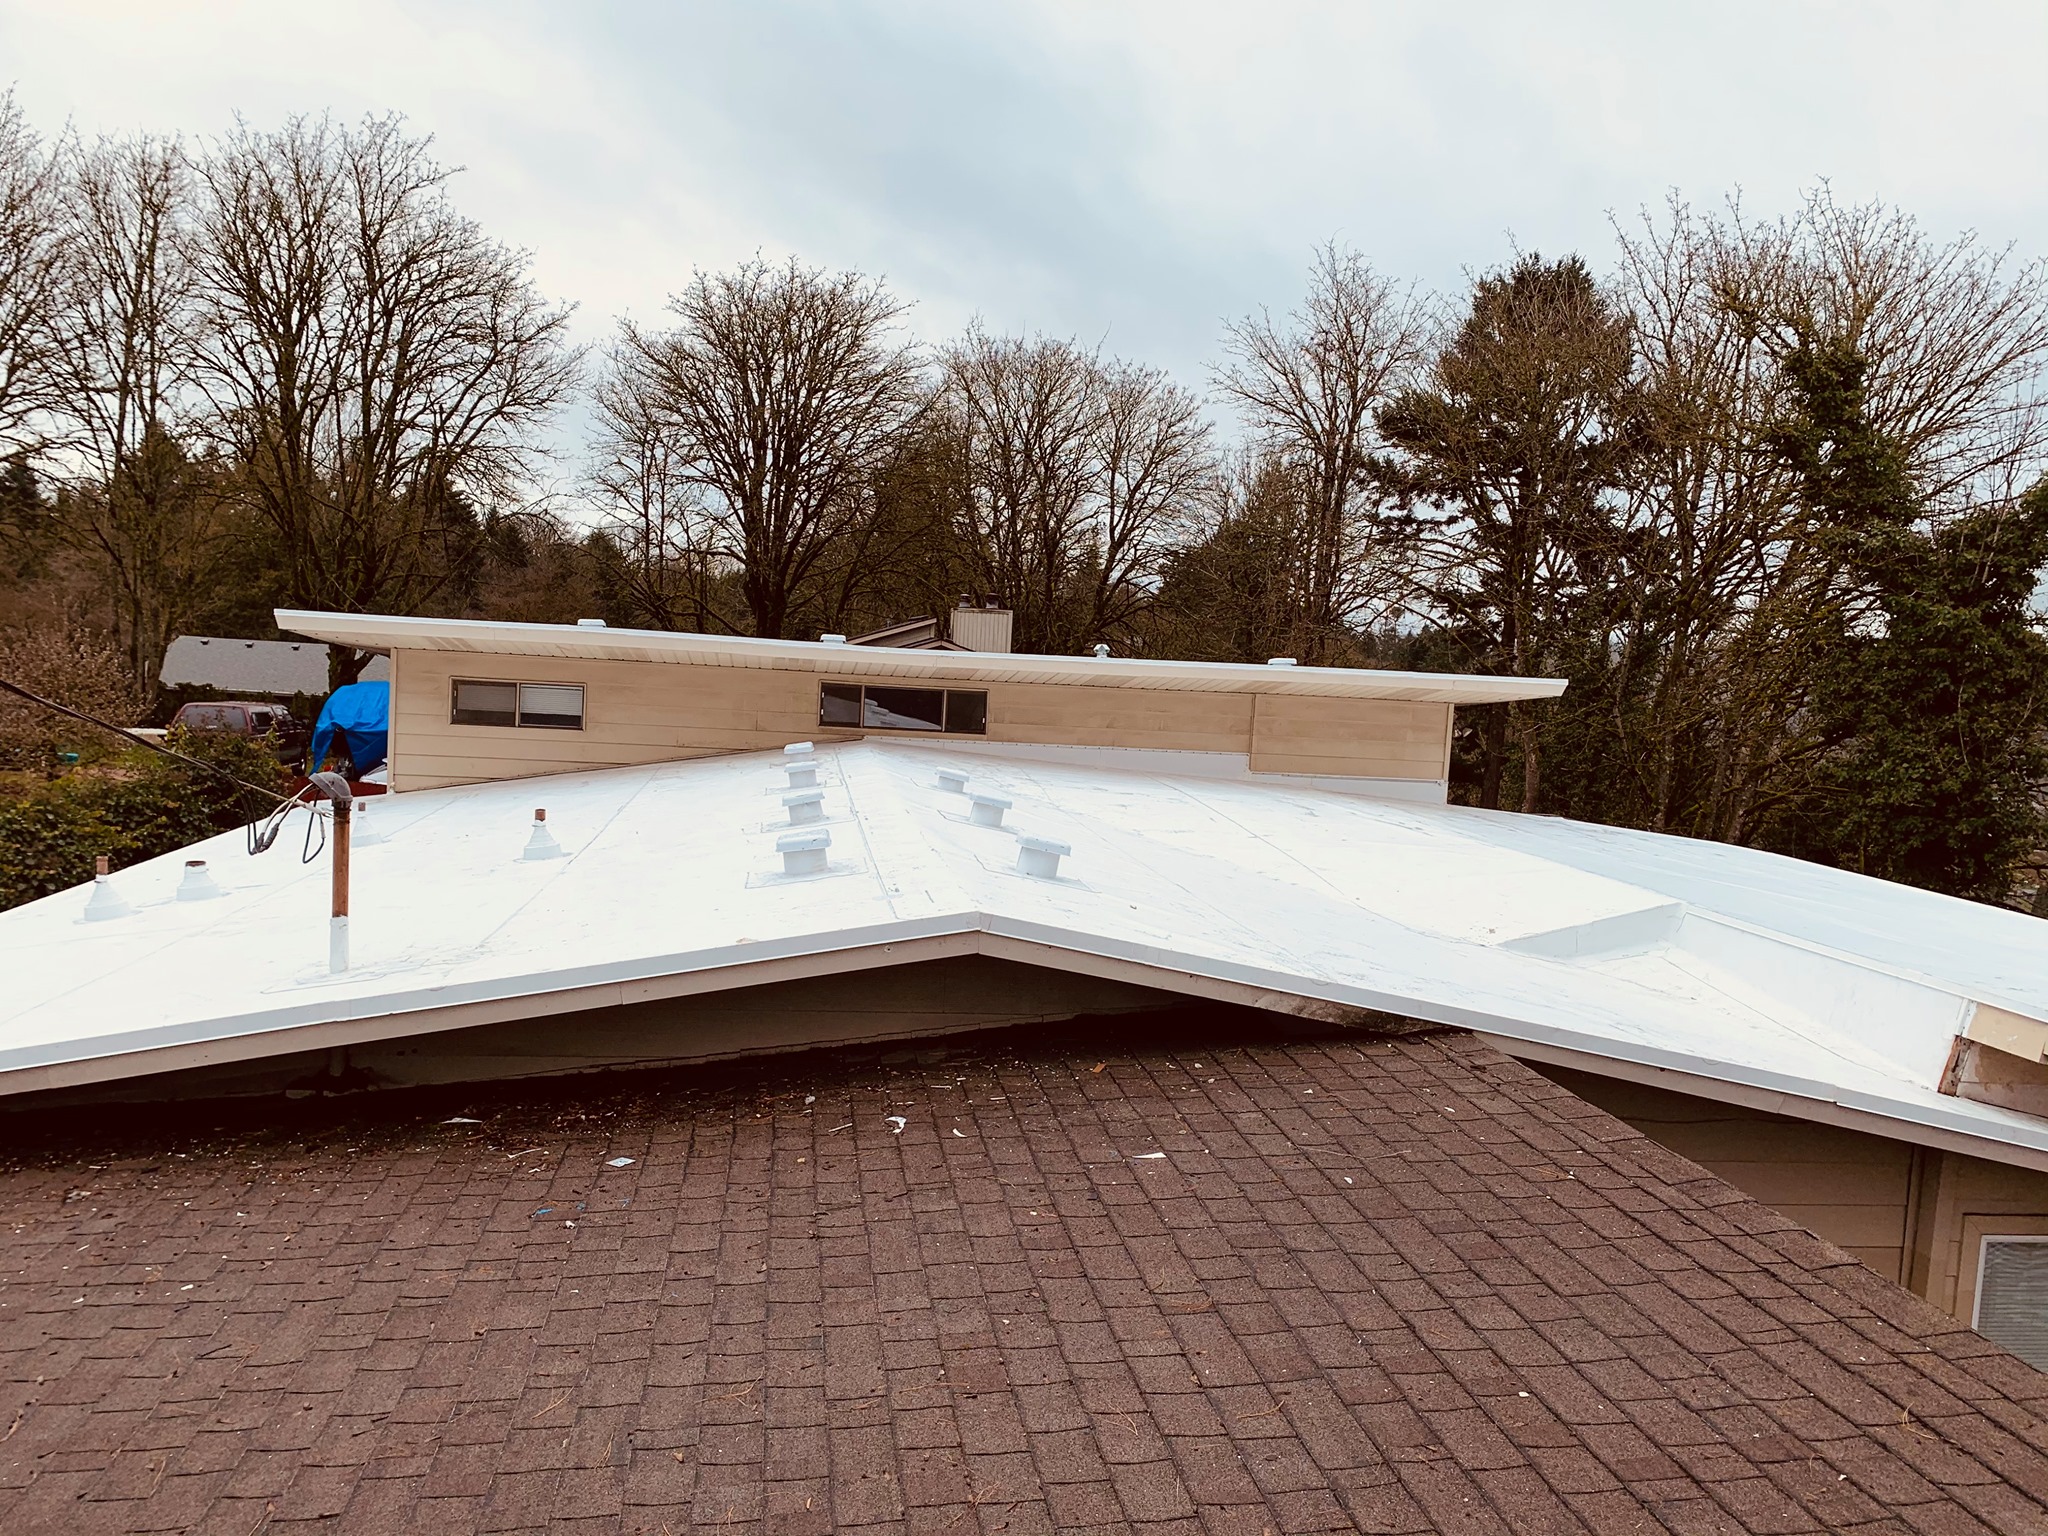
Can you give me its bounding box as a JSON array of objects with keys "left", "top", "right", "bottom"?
[{"left": 329, "top": 914, "right": 350, "bottom": 974}]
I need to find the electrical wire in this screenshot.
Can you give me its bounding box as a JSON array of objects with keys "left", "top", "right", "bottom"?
[{"left": 0, "top": 674, "right": 321, "bottom": 857}]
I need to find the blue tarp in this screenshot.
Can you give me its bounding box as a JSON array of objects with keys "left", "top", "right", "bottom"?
[{"left": 310, "top": 681, "right": 389, "bottom": 775}]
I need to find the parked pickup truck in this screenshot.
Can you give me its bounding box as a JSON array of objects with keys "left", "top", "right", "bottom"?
[{"left": 167, "top": 700, "right": 310, "bottom": 767}]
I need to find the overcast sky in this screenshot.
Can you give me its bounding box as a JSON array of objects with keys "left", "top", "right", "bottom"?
[{"left": 4, "top": 0, "right": 2045, "bottom": 393}]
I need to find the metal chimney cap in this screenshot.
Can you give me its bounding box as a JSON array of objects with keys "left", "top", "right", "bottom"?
[{"left": 776, "top": 829, "right": 831, "bottom": 852}]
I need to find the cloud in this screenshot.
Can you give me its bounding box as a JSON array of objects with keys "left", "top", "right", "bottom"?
[{"left": 4, "top": 0, "right": 2043, "bottom": 395}]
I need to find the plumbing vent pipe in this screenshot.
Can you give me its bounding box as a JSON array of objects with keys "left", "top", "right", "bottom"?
[
  {"left": 523, "top": 807, "right": 563, "bottom": 861},
  {"left": 935, "top": 767, "right": 970, "bottom": 794},
  {"left": 1015, "top": 834, "right": 1071, "bottom": 880},
  {"left": 783, "top": 788, "right": 826, "bottom": 825},
  {"left": 83, "top": 855, "right": 131, "bottom": 922},
  {"left": 1267, "top": 657, "right": 1297, "bottom": 667},
  {"left": 777, "top": 828, "right": 830, "bottom": 876},
  {"left": 968, "top": 792, "right": 1012, "bottom": 829},
  {"left": 176, "top": 860, "right": 223, "bottom": 902}
]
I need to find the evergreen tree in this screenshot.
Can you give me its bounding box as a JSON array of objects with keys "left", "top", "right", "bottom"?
[{"left": 1763, "top": 338, "right": 2048, "bottom": 903}]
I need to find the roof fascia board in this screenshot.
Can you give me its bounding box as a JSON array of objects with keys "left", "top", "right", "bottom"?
[
  {"left": 16, "top": 904, "right": 2041, "bottom": 1174},
  {"left": 0, "top": 922, "right": 986, "bottom": 1097},
  {"left": 274, "top": 609, "right": 1567, "bottom": 704},
  {"left": 970, "top": 920, "right": 2048, "bottom": 1170},
  {"left": 1481, "top": 1032, "right": 2048, "bottom": 1177}
]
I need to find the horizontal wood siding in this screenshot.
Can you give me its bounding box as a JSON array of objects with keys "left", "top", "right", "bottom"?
[
  {"left": 1250, "top": 696, "right": 1451, "bottom": 781},
  {"left": 1535, "top": 1066, "right": 1917, "bottom": 1284},
  {"left": 392, "top": 649, "right": 1452, "bottom": 789}
]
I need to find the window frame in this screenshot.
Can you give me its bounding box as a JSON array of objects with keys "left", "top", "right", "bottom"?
[
  {"left": 449, "top": 677, "right": 586, "bottom": 732},
  {"left": 817, "top": 681, "right": 989, "bottom": 737}
]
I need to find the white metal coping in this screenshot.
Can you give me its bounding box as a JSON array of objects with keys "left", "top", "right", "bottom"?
[{"left": 275, "top": 610, "right": 1570, "bottom": 705}]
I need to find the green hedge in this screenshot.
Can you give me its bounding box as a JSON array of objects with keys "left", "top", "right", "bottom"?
[{"left": 0, "top": 730, "right": 289, "bottom": 912}]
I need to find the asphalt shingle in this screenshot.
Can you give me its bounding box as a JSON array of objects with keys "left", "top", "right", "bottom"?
[{"left": 2, "top": 1022, "right": 2047, "bottom": 1534}]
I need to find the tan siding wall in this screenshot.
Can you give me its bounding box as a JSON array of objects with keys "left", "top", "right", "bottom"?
[
  {"left": 391, "top": 648, "right": 1453, "bottom": 790},
  {"left": 1536, "top": 1067, "right": 1917, "bottom": 1283},
  {"left": 1912, "top": 1151, "right": 2048, "bottom": 1320},
  {"left": 1249, "top": 695, "right": 1453, "bottom": 779},
  {"left": 1535, "top": 1064, "right": 2048, "bottom": 1327}
]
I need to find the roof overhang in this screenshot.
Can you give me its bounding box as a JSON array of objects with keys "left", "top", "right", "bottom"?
[{"left": 275, "top": 610, "right": 1569, "bottom": 705}]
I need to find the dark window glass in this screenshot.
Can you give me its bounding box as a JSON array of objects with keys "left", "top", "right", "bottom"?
[
  {"left": 451, "top": 679, "right": 518, "bottom": 727},
  {"left": 517, "top": 683, "right": 585, "bottom": 730},
  {"left": 863, "top": 686, "right": 947, "bottom": 731},
  {"left": 944, "top": 691, "right": 988, "bottom": 735},
  {"left": 819, "top": 682, "right": 863, "bottom": 727},
  {"left": 818, "top": 683, "right": 989, "bottom": 735}
]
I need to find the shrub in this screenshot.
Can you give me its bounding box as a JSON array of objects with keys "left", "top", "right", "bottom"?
[
  {"left": 0, "top": 727, "right": 289, "bottom": 912},
  {"left": 0, "top": 625, "right": 144, "bottom": 769}
]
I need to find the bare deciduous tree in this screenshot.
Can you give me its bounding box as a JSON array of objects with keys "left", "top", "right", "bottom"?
[
  {"left": 603, "top": 258, "right": 923, "bottom": 639},
  {"left": 47, "top": 134, "right": 240, "bottom": 694},
  {"left": 1215, "top": 244, "right": 1430, "bottom": 661},
  {"left": 586, "top": 341, "right": 736, "bottom": 633},
  {"left": 0, "top": 90, "right": 67, "bottom": 459},
  {"left": 1091, "top": 361, "right": 1215, "bottom": 642},
  {"left": 941, "top": 332, "right": 1214, "bottom": 653},
  {"left": 189, "top": 114, "right": 579, "bottom": 683}
]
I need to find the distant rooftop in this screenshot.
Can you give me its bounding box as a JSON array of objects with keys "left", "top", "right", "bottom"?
[
  {"left": 275, "top": 610, "right": 1568, "bottom": 704},
  {"left": 160, "top": 634, "right": 390, "bottom": 697},
  {"left": 3, "top": 1022, "right": 2045, "bottom": 1532}
]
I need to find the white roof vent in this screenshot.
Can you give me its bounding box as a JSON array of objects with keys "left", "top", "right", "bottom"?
[
  {"left": 176, "top": 860, "right": 223, "bottom": 902},
  {"left": 777, "top": 828, "right": 830, "bottom": 876},
  {"left": 968, "top": 792, "right": 1012, "bottom": 829},
  {"left": 1267, "top": 657, "right": 1297, "bottom": 667},
  {"left": 785, "top": 758, "right": 819, "bottom": 789},
  {"left": 1091, "top": 643, "right": 1110, "bottom": 659},
  {"left": 1015, "top": 833, "right": 1071, "bottom": 880},
  {"left": 783, "top": 788, "right": 826, "bottom": 826},
  {"left": 784, "top": 741, "right": 815, "bottom": 758},
  {"left": 576, "top": 618, "right": 607, "bottom": 628},
  {"left": 936, "top": 767, "right": 970, "bottom": 794},
  {"left": 352, "top": 798, "right": 386, "bottom": 845},
  {"left": 523, "top": 808, "right": 563, "bottom": 861},
  {"left": 820, "top": 633, "right": 848, "bottom": 645},
  {"left": 83, "top": 857, "right": 131, "bottom": 922}
]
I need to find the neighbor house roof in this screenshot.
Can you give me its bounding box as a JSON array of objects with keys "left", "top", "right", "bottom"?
[
  {"left": 3, "top": 739, "right": 2046, "bottom": 1170},
  {"left": 275, "top": 610, "right": 1569, "bottom": 704},
  {"left": 5, "top": 1025, "right": 2048, "bottom": 1532},
  {"left": 160, "top": 634, "right": 390, "bottom": 696}
]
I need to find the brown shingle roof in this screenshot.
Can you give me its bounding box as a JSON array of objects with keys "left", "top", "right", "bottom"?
[{"left": 3, "top": 1022, "right": 2047, "bottom": 1534}]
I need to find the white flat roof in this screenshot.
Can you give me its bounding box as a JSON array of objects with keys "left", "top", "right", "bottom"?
[
  {"left": 4, "top": 740, "right": 2046, "bottom": 1168},
  {"left": 275, "top": 610, "right": 1569, "bottom": 705}
]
